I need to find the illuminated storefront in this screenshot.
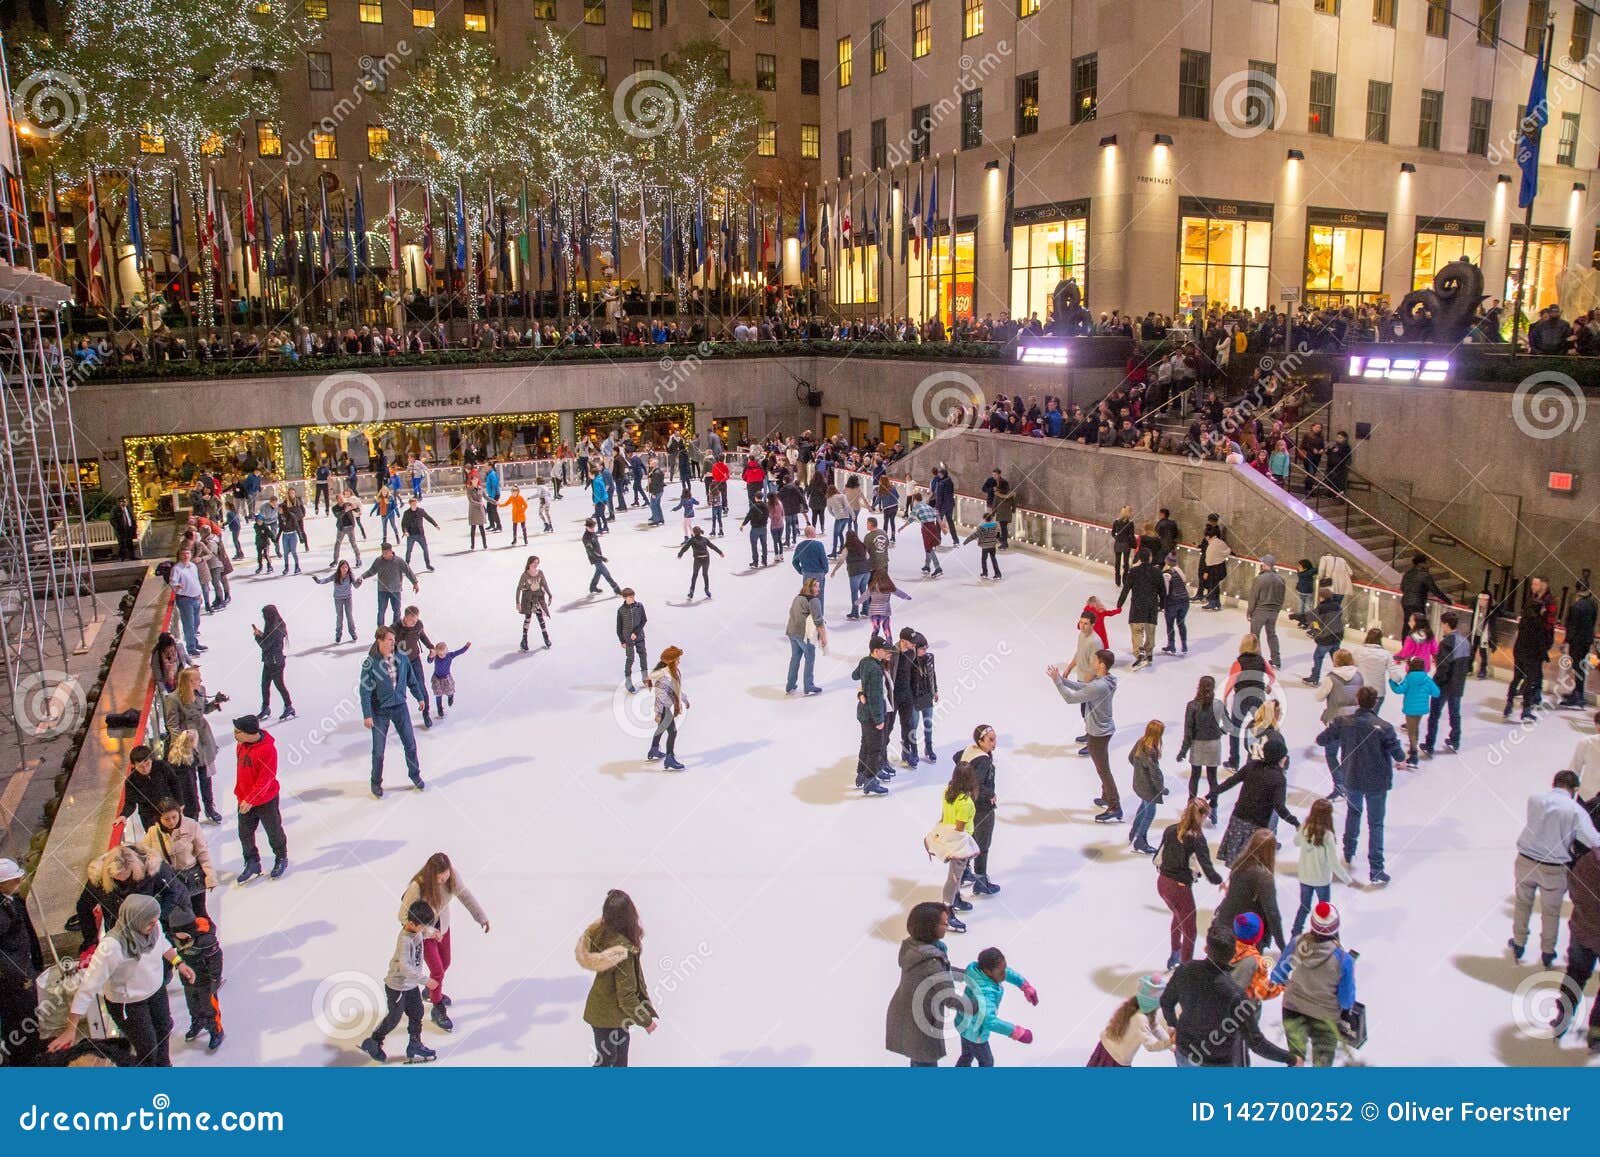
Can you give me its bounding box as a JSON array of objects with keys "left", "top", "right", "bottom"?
[
  {"left": 907, "top": 227, "right": 976, "bottom": 326},
  {"left": 1412, "top": 218, "right": 1485, "bottom": 290},
  {"left": 1177, "top": 197, "right": 1272, "bottom": 313},
  {"left": 574, "top": 403, "right": 694, "bottom": 447},
  {"left": 124, "top": 427, "right": 286, "bottom": 514},
  {"left": 298, "top": 412, "right": 558, "bottom": 472},
  {"left": 1305, "top": 208, "right": 1388, "bottom": 309},
  {"left": 836, "top": 241, "right": 880, "bottom": 306},
  {"left": 1008, "top": 202, "right": 1089, "bottom": 323},
  {"left": 1506, "top": 225, "right": 1570, "bottom": 323}
]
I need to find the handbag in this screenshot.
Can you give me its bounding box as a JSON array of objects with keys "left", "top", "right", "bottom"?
[
  {"left": 1338, "top": 1001, "right": 1368, "bottom": 1048},
  {"left": 157, "top": 828, "right": 207, "bottom": 898},
  {"left": 923, "top": 822, "right": 980, "bottom": 862}
]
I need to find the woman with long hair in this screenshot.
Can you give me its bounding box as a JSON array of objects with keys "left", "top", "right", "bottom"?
[
  {"left": 150, "top": 632, "right": 191, "bottom": 696},
  {"left": 1176, "top": 676, "right": 1223, "bottom": 818},
  {"left": 311, "top": 559, "right": 363, "bottom": 644},
  {"left": 251, "top": 604, "right": 294, "bottom": 721},
  {"left": 647, "top": 646, "right": 688, "bottom": 771},
  {"left": 1154, "top": 798, "right": 1222, "bottom": 967},
  {"left": 399, "top": 852, "right": 492, "bottom": 1033},
  {"left": 514, "top": 556, "right": 553, "bottom": 651},
  {"left": 1214, "top": 828, "right": 1288, "bottom": 953},
  {"left": 831, "top": 529, "right": 873, "bottom": 619},
  {"left": 1127, "top": 720, "right": 1167, "bottom": 855},
  {"left": 934, "top": 761, "right": 981, "bottom": 934},
  {"left": 1086, "top": 974, "right": 1173, "bottom": 1067},
  {"left": 162, "top": 667, "right": 225, "bottom": 823},
  {"left": 825, "top": 484, "right": 852, "bottom": 556},
  {"left": 577, "top": 889, "right": 657, "bottom": 1067},
  {"left": 876, "top": 475, "right": 901, "bottom": 543},
  {"left": 1291, "top": 798, "right": 1351, "bottom": 936}
]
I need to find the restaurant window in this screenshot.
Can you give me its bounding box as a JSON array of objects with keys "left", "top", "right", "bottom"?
[
  {"left": 871, "top": 118, "right": 887, "bottom": 169},
  {"left": 1413, "top": 225, "right": 1484, "bottom": 290},
  {"left": 1366, "top": 80, "right": 1391, "bottom": 143},
  {"left": 960, "top": 88, "right": 983, "bottom": 149},
  {"left": 758, "top": 122, "right": 777, "bottom": 157},
  {"left": 413, "top": 0, "right": 435, "bottom": 25},
  {"left": 911, "top": 104, "right": 931, "bottom": 160},
  {"left": 256, "top": 119, "right": 282, "bottom": 157},
  {"left": 1309, "top": 71, "right": 1335, "bottom": 134},
  {"left": 801, "top": 123, "right": 820, "bottom": 159},
  {"left": 1574, "top": 5, "right": 1594, "bottom": 59},
  {"left": 1525, "top": 0, "right": 1548, "bottom": 53},
  {"left": 1072, "top": 53, "right": 1097, "bottom": 123},
  {"left": 1372, "top": 0, "right": 1394, "bottom": 24},
  {"left": 308, "top": 50, "right": 334, "bottom": 90},
  {"left": 837, "top": 37, "right": 852, "bottom": 87},
  {"left": 1478, "top": 0, "right": 1499, "bottom": 45},
  {"left": 871, "top": 21, "right": 887, "bottom": 73},
  {"left": 963, "top": 0, "right": 984, "bottom": 38},
  {"left": 913, "top": 1, "right": 932, "bottom": 57},
  {"left": 1010, "top": 216, "right": 1089, "bottom": 323},
  {"left": 837, "top": 129, "right": 852, "bottom": 178},
  {"left": 1016, "top": 72, "right": 1039, "bottom": 136},
  {"left": 1179, "top": 203, "right": 1272, "bottom": 312},
  {"left": 1426, "top": 0, "right": 1448, "bottom": 34},
  {"left": 1557, "top": 113, "right": 1580, "bottom": 165},
  {"left": 907, "top": 230, "right": 975, "bottom": 324},
  {"left": 1418, "top": 89, "right": 1443, "bottom": 149},
  {"left": 1178, "top": 50, "right": 1209, "bottom": 119},
  {"left": 632, "top": 0, "right": 652, "bottom": 26},
  {"left": 1468, "top": 97, "right": 1491, "bottom": 155},
  {"left": 757, "top": 53, "right": 777, "bottom": 91},
  {"left": 801, "top": 58, "right": 819, "bottom": 94},
  {"left": 1305, "top": 213, "right": 1386, "bottom": 308}
]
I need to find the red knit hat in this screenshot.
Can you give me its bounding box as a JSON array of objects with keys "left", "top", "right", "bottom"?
[{"left": 1309, "top": 901, "right": 1340, "bottom": 936}]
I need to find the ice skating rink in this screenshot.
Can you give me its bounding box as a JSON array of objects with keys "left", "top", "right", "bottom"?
[{"left": 176, "top": 487, "right": 1594, "bottom": 1066}]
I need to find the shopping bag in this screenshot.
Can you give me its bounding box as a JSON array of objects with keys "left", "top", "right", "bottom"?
[{"left": 923, "top": 823, "right": 979, "bottom": 862}]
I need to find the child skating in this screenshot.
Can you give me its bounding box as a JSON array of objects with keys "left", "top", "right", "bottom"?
[
  {"left": 953, "top": 946, "right": 1037, "bottom": 1066},
  {"left": 311, "top": 561, "right": 363, "bottom": 643},
  {"left": 962, "top": 514, "right": 1002, "bottom": 579},
  {"left": 1086, "top": 974, "right": 1172, "bottom": 1066},
  {"left": 427, "top": 641, "right": 471, "bottom": 718},
  {"left": 499, "top": 486, "right": 530, "bottom": 545},
  {"left": 865, "top": 573, "right": 911, "bottom": 637},
  {"left": 676, "top": 526, "right": 723, "bottom": 600},
  {"left": 671, "top": 484, "right": 700, "bottom": 542},
  {"left": 359, "top": 900, "right": 439, "bottom": 1065}
]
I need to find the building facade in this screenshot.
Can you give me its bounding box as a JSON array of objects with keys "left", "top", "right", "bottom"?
[{"left": 819, "top": 0, "right": 1600, "bottom": 322}]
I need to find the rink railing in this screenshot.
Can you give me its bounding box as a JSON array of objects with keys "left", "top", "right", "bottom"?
[{"left": 833, "top": 467, "right": 1463, "bottom": 642}]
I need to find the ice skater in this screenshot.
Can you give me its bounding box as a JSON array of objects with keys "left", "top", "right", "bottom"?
[
  {"left": 533, "top": 479, "right": 554, "bottom": 532},
  {"left": 398, "top": 853, "right": 491, "bottom": 1033},
  {"left": 646, "top": 646, "right": 688, "bottom": 771},
  {"left": 514, "top": 556, "right": 552, "bottom": 651},
  {"left": 311, "top": 561, "right": 363, "bottom": 644},
  {"left": 251, "top": 605, "right": 294, "bottom": 721},
  {"left": 582, "top": 520, "right": 623, "bottom": 596},
  {"left": 400, "top": 498, "right": 438, "bottom": 571},
  {"left": 358, "top": 899, "right": 438, "bottom": 1065},
  {"left": 359, "top": 627, "right": 427, "bottom": 798},
  {"left": 499, "top": 486, "right": 529, "bottom": 545},
  {"left": 617, "top": 588, "right": 648, "bottom": 691},
  {"left": 954, "top": 947, "right": 1037, "bottom": 1065},
  {"left": 427, "top": 641, "right": 471, "bottom": 718},
  {"left": 466, "top": 483, "right": 489, "bottom": 550},
  {"left": 865, "top": 573, "right": 911, "bottom": 638},
  {"left": 677, "top": 526, "right": 723, "bottom": 600},
  {"left": 671, "top": 484, "right": 700, "bottom": 542}
]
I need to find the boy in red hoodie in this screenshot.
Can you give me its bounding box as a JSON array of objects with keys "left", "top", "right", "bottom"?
[{"left": 233, "top": 715, "right": 287, "bottom": 882}]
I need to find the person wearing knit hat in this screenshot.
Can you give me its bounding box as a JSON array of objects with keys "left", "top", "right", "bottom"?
[
  {"left": 1270, "top": 901, "right": 1357, "bottom": 1066},
  {"left": 232, "top": 714, "right": 261, "bottom": 737},
  {"left": 1161, "top": 923, "right": 1299, "bottom": 1067},
  {"left": 646, "top": 646, "right": 689, "bottom": 771},
  {"left": 1087, "top": 973, "right": 1174, "bottom": 1067},
  {"left": 1228, "top": 912, "right": 1284, "bottom": 1004}
]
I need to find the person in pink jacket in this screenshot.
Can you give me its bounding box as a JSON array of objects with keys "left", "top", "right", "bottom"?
[{"left": 1396, "top": 613, "right": 1439, "bottom": 672}]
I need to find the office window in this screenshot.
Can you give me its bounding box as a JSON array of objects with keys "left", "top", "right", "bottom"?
[
  {"left": 911, "top": 103, "right": 931, "bottom": 160},
  {"left": 755, "top": 0, "right": 774, "bottom": 20},
  {"left": 1574, "top": 5, "right": 1594, "bottom": 59},
  {"left": 801, "top": 123, "right": 820, "bottom": 159},
  {"left": 1019, "top": 0, "right": 1038, "bottom": 14},
  {"left": 1478, "top": 0, "right": 1499, "bottom": 44},
  {"left": 533, "top": 0, "right": 556, "bottom": 16},
  {"left": 1467, "top": 97, "right": 1491, "bottom": 154},
  {"left": 1072, "top": 53, "right": 1097, "bottom": 123},
  {"left": 584, "top": 0, "right": 605, "bottom": 23},
  {"left": 361, "top": 58, "right": 388, "bottom": 91},
  {"left": 366, "top": 125, "right": 389, "bottom": 159},
  {"left": 632, "top": 0, "right": 652, "bottom": 26},
  {"left": 307, "top": 51, "right": 333, "bottom": 90},
  {"left": 1418, "top": 89, "right": 1443, "bottom": 149},
  {"left": 201, "top": 132, "right": 225, "bottom": 155},
  {"left": 837, "top": 129, "right": 852, "bottom": 178},
  {"left": 1525, "top": 0, "right": 1548, "bottom": 53},
  {"left": 139, "top": 125, "right": 166, "bottom": 154},
  {"left": 913, "top": 2, "right": 932, "bottom": 57},
  {"left": 359, "top": 0, "right": 381, "bottom": 20},
  {"left": 313, "top": 129, "right": 337, "bottom": 159},
  {"left": 413, "top": 0, "right": 435, "bottom": 25},
  {"left": 716, "top": 49, "right": 730, "bottom": 80},
  {"left": 800, "top": 0, "right": 817, "bottom": 27},
  {"left": 658, "top": 0, "right": 668, "bottom": 22},
  {"left": 594, "top": 55, "right": 612, "bottom": 81},
  {"left": 1178, "top": 50, "right": 1209, "bottom": 119},
  {"left": 800, "top": 58, "right": 819, "bottom": 94},
  {"left": 871, "top": 21, "right": 887, "bottom": 73},
  {"left": 964, "top": 0, "right": 984, "bottom": 37},
  {"left": 871, "top": 118, "right": 887, "bottom": 168},
  {"left": 304, "top": 0, "right": 328, "bottom": 17},
  {"left": 1015, "top": 71, "right": 1039, "bottom": 136},
  {"left": 1425, "top": 0, "right": 1448, "bottom": 34},
  {"left": 463, "top": 0, "right": 487, "bottom": 29},
  {"left": 757, "top": 54, "right": 777, "bottom": 90},
  {"left": 758, "top": 121, "right": 777, "bottom": 157},
  {"left": 960, "top": 88, "right": 983, "bottom": 149},
  {"left": 633, "top": 58, "right": 653, "bottom": 75},
  {"left": 1309, "top": 70, "right": 1335, "bottom": 134},
  {"left": 1366, "top": 80, "right": 1391, "bottom": 142},
  {"left": 1372, "top": 0, "right": 1394, "bottom": 25},
  {"left": 256, "top": 120, "right": 282, "bottom": 157},
  {"left": 837, "top": 37, "right": 852, "bottom": 87},
  {"left": 1313, "top": 0, "right": 1337, "bottom": 11},
  {"left": 1244, "top": 60, "right": 1277, "bottom": 130},
  {"left": 1558, "top": 113, "right": 1580, "bottom": 165}
]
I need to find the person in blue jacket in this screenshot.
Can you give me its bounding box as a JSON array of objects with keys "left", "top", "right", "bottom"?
[
  {"left": 590, "top": 469, "right": 611, "bottom": 533},
  {"left": 1387, "top": 657, "right": 1440, "bottom": 769},
  {"left": 483, "top": 461, "right": 503, "bottom": 532},
  {"left": 953, "top": 946, "right": 1038, "bottom": 1066},
  {"left": 791, "top": 525, "right": 830, "bottom": 611},
  {"left": 359, "top": 627, "right": 427, "bottom": 799}
]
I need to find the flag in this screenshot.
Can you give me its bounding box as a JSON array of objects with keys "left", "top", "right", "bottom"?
[
  {"left": 775, "top": 186, "right": 785, "bottom": 270},
  {"left": 911, "top": 163, "right": 923, "bottom": 260},
  {"left": 519, "top": 178, "right": 532, "bottom": 289},
  {"left": 536, "top": 201, "right": 547, "bottom": 285},
  {"left": 454, "top": 180, "right": 467, "bottom": 272},
  {"left": 816, "top": 195, "right": 828, "bottom": 270},
  {"left": 925, "top": 161, "right": 937, "bottom": 250},
  {"left": 481, "top": 178, "right": 493, "bottom": 290},
  {"left": 342, "top": 197, "right": 356, "bottom": 283},
  {"left": 1002, "top": 143, "right": 1016, "bottom": 253},
  {"left": 1518, "top": 31, "right": 1550, "bottom": 210},
  {"left": 217, "top": 189, "right": 234, "bottom": 300},
  {"left": 259, "top": 196, "right": 275, "bottom": 278},
  {"left": 353, "top": 171, "right": 369, "bottom": 271},
  {"left": 422, "top": 182, "right": 434, "bottom": 276},
  {"left": 610, "top": 181, "right": 623, "bottom": 271},
  {"left": 871, "top": 177, "right": 880, "bottom": 256},
  {"left": 720, "top": 190, "right": 732, "bottom": 273},
  {"left": 203, "top": 168, "right": 221, "bottom": 274},
  {"left": 387, "top": 179, "right": 400, "bottom": 273},
  {"left": 242, "top": 168, "right": 258, "bottom": 272},
  {"left": 638, "top": 184, "right": 649, "bottom": 274},
  {"left": 580, "top": 184, "right": 593, "bottom": 289},
  {"left": 126, "top": 175, "right": 146, "bottom": 271},
  {"left": 746, "top": 189, "right": 757, "bottom": 275},
  {"left": 695, "top": 187, "right": 706, "bottom": 272},
  {"left": 281, "top": 175, "right": 295, "bottom": 284},
  {"left": 798, "top": 186, "right": 809, "bottom": 273},
  {"left": 884, "top": 175, "right": 894, "bottom": 263},
  {"left": 319, "top": 179, "right": 333, "bottom": 275},
  {"left": 840, "top": 184, "right": 851, "bottom": 247},
  {"left": 947, "top": 153, "right": 957, "bottom": 246},
  {"left": 497, "top": 200, "right": 511, "bottom": 280},
  {"left": 168, "top": 176, "right": 185, "bottom": 272},
  {"left": 662, "top": 190, "right": 676, "bottom": 280},
  {"left": 301, "top": 195, "right": 314, "bottom": 281},
  {"left": 84, "top": 171, "right": 105, "bottom": 305}
]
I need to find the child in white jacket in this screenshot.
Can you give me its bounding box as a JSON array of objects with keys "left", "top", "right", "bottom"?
[{"left": 1292, "top": 799, "right": 1352, "bottom": 936}]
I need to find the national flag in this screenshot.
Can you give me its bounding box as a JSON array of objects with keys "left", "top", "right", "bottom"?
[
  {"left": 319, "top": 179, "right": 334, "bottom": 275},
  {"left": 1518, "top": 31, "right": 1550, "bottom": 210},
  {"left": 168, "top": 176, "right": 186, "bottom": 272},
  {"left": 746, "top": 189, "right": 757, "bottom": 275},
  {"left": 301, "top": 195, "right": 314, "bottom": 280},
  {"left": 637, "top": 184, "right": 649, "bottom": 274},
  {"left": 536, "top": 202, "right": 547, "bottom": 285},
  {"left": 454, "top": 180, "right": 467, "bottom": 272},
  {"left": 1002, "top": 143, "right": 1016, "bottom": 253},
  {"left": 242, "top": 168, "right": 258, "bottom": 272},
  {"left": 519, "top": 179, "right": 532, "bottom": 288},
  {"left": 342, "top": 197, "right": 356, "bottom": 283},
  {"left": 816, "top": 196, "right": 828, "bottom": 270},
  {"left": 497, "top": 199, "right": 511, "bottom": 280},
  {"left": 387, "top": 180, "right": 400, "bottom": 273},
  {"left": 422, "top": 182, "right": 434, "bottom": 275},
  {"left": 695, "top": 187, "right": 706, "bottom": 272},
  {"left": 611, "top": 181, "right": 623, "bottom": 271},
  {"left": 662, "top": 190, "right": 675, "bottom": 280},
  {"left": 925, "top": 161, "right": 938, "bottom": 250},
  {"left": 911, "top": 163, "right": 923, "bottom": 260},
  {"left": 798, "top": 186, "right": 809, "bottom": 273},
  {"left": 259, "top": 196, "right": 275, "bottom": 278},
  {"left": 281, "top": 175, "right": 295, "bottom": 283},
  {"left": 353, "top": 171, "right": 369, "bottom": 271},
  {"left": 216, "top": 189, "right": 234, "bottom": 300},
  {"left": 203, "top": 168, "right": 220, "bottom": 274},
  {"left": 126, "top": 175, "right": 146, "bottom": 271},
  {"left": 841, "top": 185, "right": 852, "bottom": 247},
  {"left": 580, "top": 184, "right": 593, "bottom": 289},
  {"left": 84, "top": 172, "right": 104, "bottom": 305}
]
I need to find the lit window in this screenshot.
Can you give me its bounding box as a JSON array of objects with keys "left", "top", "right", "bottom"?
[
  {"left": 801, "top": 123, "right": 819, "bottom": 158},
  {"left": 1018, "top": 0, "right": 1037, "bottom": 15},
  {"left": 533, "top": 0, "right": 556, "bottom": 17},
  {"left": 139, "top": 125, "right": 167, "bottom": 154},
  {"left": 708, "top": 0, "right": 729, "bottom": 16},
  {"left": 758, "top": 122, "right": 777, "bottom": 156},
  {"left": 367, "top": 125, "right": 390, "bottom": 159},
  {"left": 1313, "top": 0, "right": 1337, "bottom": 12},
  {"left": 837, "top": 36, "right": 852, "bottom": 87},
  {"left": 871, "top": 21, "right": 886, "bottom": 73},
  {"left": 304, "top": 0, "right": 329, "bottom": 17},
  {"left": 256, "top": 120, "right": 283, "bottom": 157},
  {"left": 1372, "top": 0, "right": 1394, "bottom": 25},
  {"left": 632, "top": 0, "right": 652, "bottom": 27},
  {"left": 201, "top": 133, "right": 225, "bottom": 155},
  {"left": 308, "top": 51, "right": 333, "bottom": 90},
  {"left": 912, "top": 1, "right": 931, "bottom": 57},
  {"left": 463, "top": 0, "right": 487, "bottom": 29},
  {"left": 584, "top": 0, "right": 605, "bottom": 23},
  {"left": 757, "top": 54, "right": 777, "bottom": 91},
  {"left": 963, "top": 0, "right": 983, "bottom": 38},
  {"left": 755, "top": 0, "right": 774, "bottom": 21},
  {"left": 413, "top": 0, "right": 435, "bottom": 25},
  {"left": 1071, "top": 53, "right": 1096, "bottom": 124},
  {"left": 313, "top": 129, "right": 338, "bottom": 159},
  {"left": 359, "top": 0, "right": 382, "bottom": 21}
]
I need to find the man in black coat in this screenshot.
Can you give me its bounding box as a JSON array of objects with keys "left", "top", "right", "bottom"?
[
  {"left": 1160, "top": 924, "right": 1299, "bottom": 1067},
  {"left": 118, "top": 745, "right": 185, "bottom": 832},
  {"left": 1117, "top": 551, "right": 1167, "bottom": 669},
  {"left": 892, "top": 630, "right": 919, "bottom": 768},
  {"left": 1423, "top": 610, "right": 1473, "bottom": 755},
  {"left": 111, "top": 498, "right": 139, "bottom": 560},
  {"left": 1399, "top": 554, "right": 1449, "bottom": 625},
  {"left": 400, "top": 498, "right": 439, "bottom": 572},
  {"left": 1561, "top": 580, "right": 1597, "bottom": 708},
  {"left": 1507, "top": 576, "right": 1557, "bottom": 720},
  {"left": 0, "top": 859, "right": 43, "bottom": 1067}
]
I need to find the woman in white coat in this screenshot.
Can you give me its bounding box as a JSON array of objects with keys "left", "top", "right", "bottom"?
[{"left": 399, "top": 852, "right": 491, "bottom": 1032}]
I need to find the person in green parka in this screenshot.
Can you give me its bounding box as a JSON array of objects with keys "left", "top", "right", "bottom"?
[{"left": 577, "top": 889, "right": 658, "bottom": 1066}]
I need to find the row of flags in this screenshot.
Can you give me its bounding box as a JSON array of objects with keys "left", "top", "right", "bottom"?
[{"left": 57, "top": 149, "right": 1022, "bottom": 306}]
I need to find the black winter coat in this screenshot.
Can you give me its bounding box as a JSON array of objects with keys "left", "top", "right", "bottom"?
[{"left": 1118, "top": 561, "right": 1166, "bottom": 623}]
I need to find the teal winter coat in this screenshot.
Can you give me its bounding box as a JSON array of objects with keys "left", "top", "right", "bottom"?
[
  {"left": 954, "top": 962, "right": 1028, "bottom": 1043},
  {"left": 1387, "top": 669, "right": 1441, "bottom": 716}
]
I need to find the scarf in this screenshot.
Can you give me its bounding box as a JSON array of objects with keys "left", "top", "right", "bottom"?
[{"left": 110, "top": 893, "right": 162, "bottom": 959}]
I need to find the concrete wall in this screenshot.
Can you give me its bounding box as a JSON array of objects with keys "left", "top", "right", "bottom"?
[
  {"left": 896, "top": 429, "right": 1397, "bottom": 585},
  {"left": 1330, "top": 377, "right": 1600, "bottom": 584}
]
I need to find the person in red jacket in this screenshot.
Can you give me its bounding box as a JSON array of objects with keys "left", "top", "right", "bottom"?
[
  {"left": 1081, "top": 596, "right": 1122, "bottom": 650},
  {"left": 233, "top": 715, "right": 287, "bottom": 883}
]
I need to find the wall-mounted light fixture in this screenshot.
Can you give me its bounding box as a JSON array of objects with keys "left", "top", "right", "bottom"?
[
  {"left": 1287, "top": 149, "right": 1305, "bottom": 161},
  {"left": 984, "top": 158, "right": 1000, "bottom": 170},
  {"left": 1399, "top": 162, "right": 1417, "bottom": 173},
  {"left": 1153, "top": 133, "right": 1174, "bottom": 146},
  {"left": 1099, "top": 134, "right": 1117, "bottom": 148}
]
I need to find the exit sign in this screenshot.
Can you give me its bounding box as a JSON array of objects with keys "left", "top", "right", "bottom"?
[{"left": 1549, "top": 472, "right": 1576, "bottom": 492}]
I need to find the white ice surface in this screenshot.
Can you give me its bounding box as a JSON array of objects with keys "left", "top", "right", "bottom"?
[{"left": 170, "top": 485, "right": 1596, "bottom": 1067}]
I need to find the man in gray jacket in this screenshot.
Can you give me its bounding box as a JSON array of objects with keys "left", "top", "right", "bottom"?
[
  {"left": 1048, "top": 650, "right": 1120, "bottom": 822},
  {"left": 1247, "top": 555, "right": 1288, "bottom": 668},
  {"left": 361, "top": 543, "right": 420, "bottom": 628}
]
